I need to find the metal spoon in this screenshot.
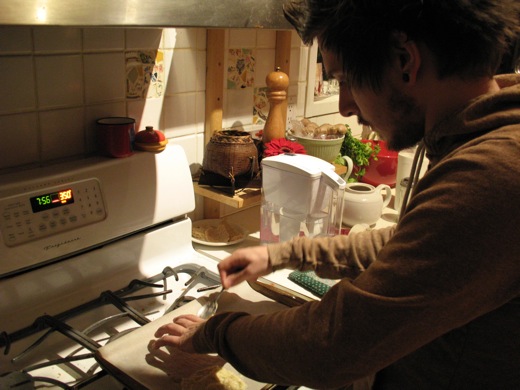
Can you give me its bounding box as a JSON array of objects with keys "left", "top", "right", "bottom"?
[{"left": 197, "top": 286, "right": 225, "bottom": 319}]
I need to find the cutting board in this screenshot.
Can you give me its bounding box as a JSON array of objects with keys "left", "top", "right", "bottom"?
[{"left": 95, "top": 282, "right": 290, "bottom": 389}]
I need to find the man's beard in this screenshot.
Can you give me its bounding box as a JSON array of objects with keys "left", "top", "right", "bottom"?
[{"left": 358, "top": 88, "right": 424, "bottom": 151}]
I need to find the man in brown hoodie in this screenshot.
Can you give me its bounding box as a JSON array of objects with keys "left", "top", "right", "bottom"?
[{"left": 154, "top": 1, "right": 520, "bottom": 388}]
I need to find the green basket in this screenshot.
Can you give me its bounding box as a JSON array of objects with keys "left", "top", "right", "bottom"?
[{"left": 292, "top": 135, "right": 344, "bottom": 163}]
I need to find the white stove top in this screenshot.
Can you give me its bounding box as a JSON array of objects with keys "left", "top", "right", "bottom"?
[
  {"left": 0, "top": 228, "right": 226, "bottom": 387},
  {"left": 0, "top": 145, "right": 224, "bottom": 388}
]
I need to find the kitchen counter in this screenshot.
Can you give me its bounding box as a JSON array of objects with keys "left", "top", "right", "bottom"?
[
  {"left": 192, "top": 205, "right": 398, "bottom": 390},
  {"left": 193, "top": 202, "right": 399, "bottom": 300}
]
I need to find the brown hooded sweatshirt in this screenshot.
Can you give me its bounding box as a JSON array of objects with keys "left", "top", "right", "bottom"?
[{"left": 192, "top": 74, "right": 520, "bottom": 389}]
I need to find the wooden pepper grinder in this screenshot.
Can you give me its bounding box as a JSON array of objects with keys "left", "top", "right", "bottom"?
[{"left": 262, "top": 67, "right": 289, "bottom": 144}]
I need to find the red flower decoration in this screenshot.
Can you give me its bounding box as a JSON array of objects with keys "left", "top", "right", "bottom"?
[{"left": 263, "top": 138, "right": 306, "bottom": 157}]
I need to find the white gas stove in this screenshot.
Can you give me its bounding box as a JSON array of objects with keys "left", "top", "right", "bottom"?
[{"left": 0, "top": 145, "right": 301, "bottom": 389}]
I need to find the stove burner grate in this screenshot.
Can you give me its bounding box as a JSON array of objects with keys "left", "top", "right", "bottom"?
[{"left": 1, "top": 263, "right": 220, "bottom": 389}]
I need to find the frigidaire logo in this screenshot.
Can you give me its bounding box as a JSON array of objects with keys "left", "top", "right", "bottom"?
[{"left": 44, "top": 237, "right": 81, "bottom": 251}]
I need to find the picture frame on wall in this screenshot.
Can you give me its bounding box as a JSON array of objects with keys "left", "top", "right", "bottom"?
[{"left": 304, "top": 39, "right": 340, "bottom": 118}]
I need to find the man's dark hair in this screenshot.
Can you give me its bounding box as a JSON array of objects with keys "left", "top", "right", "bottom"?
[{"left": 284, "top": 0, "right": 520, "bottom": 90}]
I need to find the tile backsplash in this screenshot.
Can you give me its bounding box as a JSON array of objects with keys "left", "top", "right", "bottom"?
[
  {"left": 0, "top": 26, "right": 357, "bottom": 177},
  {"left": 0, "top": 26, "right": 209, "bottom": 172}
]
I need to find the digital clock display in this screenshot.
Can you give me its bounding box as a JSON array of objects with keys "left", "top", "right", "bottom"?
[{"left": 30, "top": 188, "right": 74, "bottom": 213}]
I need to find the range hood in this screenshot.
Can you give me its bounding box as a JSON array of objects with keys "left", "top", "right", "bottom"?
[{"left": 0, "top": 0, "right": 292, "bottom": 29}]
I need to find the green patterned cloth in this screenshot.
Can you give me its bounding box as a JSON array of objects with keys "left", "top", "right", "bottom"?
[{"left": 288, "top": 270, "right": 337, "bottom": 297}]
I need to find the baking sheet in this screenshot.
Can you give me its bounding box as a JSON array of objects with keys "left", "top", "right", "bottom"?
[{"left": 96, "top": 282, "right": 289, "bottom": 389}]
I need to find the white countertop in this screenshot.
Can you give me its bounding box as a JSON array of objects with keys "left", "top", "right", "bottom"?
[{"left": 193, "top": 202, "right": 399, "bottom": 300}]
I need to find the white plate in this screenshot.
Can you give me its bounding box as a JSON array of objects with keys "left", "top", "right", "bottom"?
[{"left": 192, "top": 219, "right": 248, "bottom": 246}]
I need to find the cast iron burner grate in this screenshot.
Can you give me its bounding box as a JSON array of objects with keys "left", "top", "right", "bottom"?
[{"left": 0, "top": 264, "right": 220, "bottom": 389}]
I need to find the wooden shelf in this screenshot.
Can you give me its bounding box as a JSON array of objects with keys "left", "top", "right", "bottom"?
[
  {"left": 193, "top": 183, "right": 262, "bottom": 209},
  {"left": 194, "top": 163, "right": 345, "bottom": 218},
  {"left": 195, "top": 163, "right": 346, "bottom": 212},
  {"left": 199, "top": 30, "right": 291, "bottom": 219}
]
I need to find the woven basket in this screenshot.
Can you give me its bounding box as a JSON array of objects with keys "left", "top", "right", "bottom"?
[{"left": 203, "top": 130, "right": 259, "bottom": 178}]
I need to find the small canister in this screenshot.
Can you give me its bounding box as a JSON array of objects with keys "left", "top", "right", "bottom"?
[
  {"left": 96, "top": 117, "right": 135, "bottom": 158},
  {"left": 134, "top": 126, "right": 168, "bottom": 153}
]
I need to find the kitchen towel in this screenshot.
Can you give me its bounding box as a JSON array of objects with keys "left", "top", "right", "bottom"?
[{"left": 288, "top": 270, "right": 337, "bottom": 297}]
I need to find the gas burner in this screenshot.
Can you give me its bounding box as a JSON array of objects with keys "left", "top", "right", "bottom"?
[
  {"left": 1, "top": 263, "right": 220, "bottom": 389},
  {"left": 1, "top": 371, "right": 33, "bottom": 389},
  {"left": 1, "top": 356, "right": 107, "bottom": 389}
]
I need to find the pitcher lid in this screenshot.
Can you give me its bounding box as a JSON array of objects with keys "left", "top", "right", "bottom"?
[{"left": 262, "top": 153, "right": 335, "bottom": 178}]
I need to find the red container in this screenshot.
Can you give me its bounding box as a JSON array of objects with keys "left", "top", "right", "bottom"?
[
  {"left": 96, "top": 117, "right": 135, "bottom": 158},
  {"left": 360, "top": 140, "right": 398, "bottom": 187}
]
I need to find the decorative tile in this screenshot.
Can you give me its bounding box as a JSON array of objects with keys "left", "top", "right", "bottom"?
[
  {"left": 126, "top": 50, "right": 165, "bottom": 99},
  {"left": 227, "top": 49, "right": 255, "bottom": 89},
  {"left": 253, "top": 87, "right": 269, "bottom": 125}
]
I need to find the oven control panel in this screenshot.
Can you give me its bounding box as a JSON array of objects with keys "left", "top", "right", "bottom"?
[
  {"left": 0, "top": 178, "right": 106, "bottom": 247},
  {"left": 0, "top": 146, "right": 195, "bottom": 278}
]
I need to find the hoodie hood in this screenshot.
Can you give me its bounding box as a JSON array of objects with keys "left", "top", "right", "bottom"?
[{"left": 424, "top": 74, "right": 520, "bottom": 165}]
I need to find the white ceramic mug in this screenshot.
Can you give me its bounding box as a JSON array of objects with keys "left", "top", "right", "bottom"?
[
  {"left": 342, "top": 182, "right": 392, "bottom": 226},
  {"left": 395, "top": 146, "right": 428, "bottom": 210}
]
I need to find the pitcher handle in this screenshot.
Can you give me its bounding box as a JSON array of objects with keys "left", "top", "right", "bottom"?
[
  {"left": 339, "top": 155, "right": 354, "bottom": 180},
  {"left": 376, "top": 184, "right": 392, "bottom": 208}
]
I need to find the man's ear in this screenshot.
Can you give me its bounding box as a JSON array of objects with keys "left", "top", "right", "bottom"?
[{"left": 392, "top": 31, "right": 421, "bottom": 84}]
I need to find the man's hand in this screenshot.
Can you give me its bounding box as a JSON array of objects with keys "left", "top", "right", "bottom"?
[
  {"left": 153, "top": 314, "right": 205, "bottom": 353},
  {"left": 218, "top": 246, "right": 272, "bottom": 288}
]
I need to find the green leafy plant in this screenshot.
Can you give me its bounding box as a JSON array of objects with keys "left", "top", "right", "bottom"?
[{"left": 334, "top": 125, "right": 380, "bottom": 182}]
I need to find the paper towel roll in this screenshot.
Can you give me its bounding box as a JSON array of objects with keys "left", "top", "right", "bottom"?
[{"left": 394, "top": 146, "right": 428, "bottom": 212}]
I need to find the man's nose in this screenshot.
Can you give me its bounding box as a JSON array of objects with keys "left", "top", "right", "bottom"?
[{"left": 338, "top": 86, "right": 359, "bottom": 117}]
